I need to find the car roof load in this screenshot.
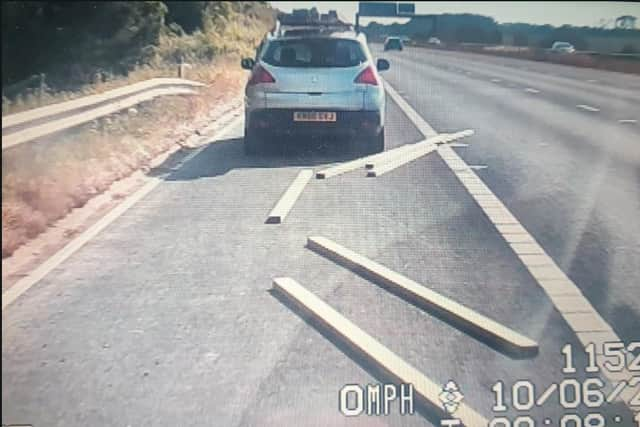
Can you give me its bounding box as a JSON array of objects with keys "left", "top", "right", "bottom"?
[{"left": 273, "top": 8, "right": 354, "bottom": 38}]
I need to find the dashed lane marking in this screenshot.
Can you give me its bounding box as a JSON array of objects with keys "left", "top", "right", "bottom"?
[
  {"left": 272, "top": 277, "right": 489, "bottom": 426},
  {"left": 266, "top": 169, "right": 313, "bottom": 224},
  {"left": 382, "top": 78, "right": 635, "bottom": 406},
  {"left": 307, "top": 236, "right": 539, "bottom": 357},
  {"left": 525, "top": 88, "right": 540, "bottom": 94},
  {"left": 2, "top": 112, "right": 243, "bottom": 310},
  {"left": 618, "top": 119, "right": 637, "bottom": 124},
  {"left": 576, "top": 104, "right": 600, "bottom": 112},
  {"left": 491, "top": 78, "right": 502, "bottom": 83}
]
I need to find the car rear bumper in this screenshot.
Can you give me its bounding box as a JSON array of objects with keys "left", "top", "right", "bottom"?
[{"left": 247, "top": 109, "right": 382, "bottom": 138}]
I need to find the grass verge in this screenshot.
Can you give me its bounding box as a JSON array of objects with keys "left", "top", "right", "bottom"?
[{"left": 2, "top": 58, "right": 246, "bottom": 258}]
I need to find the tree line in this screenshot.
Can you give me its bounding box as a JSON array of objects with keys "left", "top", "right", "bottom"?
[
  {"left": 1, "top": 1, "right": 274, "bottom": 90},
  {"left": 363, "top": 13, "right": 639, "bottom": 52}
]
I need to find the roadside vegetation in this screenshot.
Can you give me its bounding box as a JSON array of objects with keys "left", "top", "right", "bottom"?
[
  {"left": 2, "top": 1, "right": 274, "bottom": 112},
  {"left": 2, "top": 1, "right": 275, "bottom": 258},
  {"left": 364, "top": 14, "right": 640, "bottom": 74},
  {"left": 363, "top": 13, "right": 640, "bottom": 53}
]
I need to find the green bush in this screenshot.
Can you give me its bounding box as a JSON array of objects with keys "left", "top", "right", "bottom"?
[{"left": 2, "top": 1, "right": 274, "bottom": 92}]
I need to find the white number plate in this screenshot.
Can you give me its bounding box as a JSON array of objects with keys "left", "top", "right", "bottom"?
[{"left": 293, "top": 111, "right": 337, "bottom": 122}]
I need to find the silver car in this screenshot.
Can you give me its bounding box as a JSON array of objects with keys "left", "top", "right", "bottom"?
[
  {"left": 241, "top": 28, "right": 390, "bottom": 155},
  {"left": 550, "top": 41, "right": 576, "bottom": 53}
]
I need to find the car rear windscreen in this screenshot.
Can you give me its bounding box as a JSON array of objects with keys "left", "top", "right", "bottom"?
[
  {"left": 262, "top": 38, "right": 367, "bottom": 68},
  {"left": 387, "top": 39, "right": 401, "bottom": 48}
]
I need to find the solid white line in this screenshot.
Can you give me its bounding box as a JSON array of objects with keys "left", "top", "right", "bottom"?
[
  {"left": 266, "top": 169, "right": 313, "bottom": 224},
  {"left": 384, "top": 79, "right": 635, "bottom": 405},
  {"left": 576, "top": 104, "right": 600, "bottom": 112},
  {"left": 2, "top": 112, "right": 242, "bottom": 310},
  {"left": 273, "top": 277, "right": 489, "bottom": 426},
  {"left": 383, "top": 79, "right": 437, "bottom": 137},
  {"left": 525, "top": 88, "right": 540, "bottom": 94}
]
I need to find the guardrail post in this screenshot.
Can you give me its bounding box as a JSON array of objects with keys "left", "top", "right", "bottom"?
[{"left": 179, "top": 57, "right": 186, "bottom": 78}]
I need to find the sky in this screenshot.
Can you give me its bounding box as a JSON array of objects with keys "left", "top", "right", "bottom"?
[{"left": 270, "top": 1, "right": 640, "bottom": 28}]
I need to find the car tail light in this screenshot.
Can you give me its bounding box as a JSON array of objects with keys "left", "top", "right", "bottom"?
[
  {"left": 354, "top": 66, "right": 378, "bottom": 86},
  {"left": 248, "top": 65, "right": 275, "bottom": 86}
]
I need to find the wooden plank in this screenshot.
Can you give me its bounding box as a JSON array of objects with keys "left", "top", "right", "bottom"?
[
  {"left": 315, "top": 143, "right": 421, "bottom": 179},
  {"left": 266, "top": 170, "right": 313, "bottom": 224},
  {"left": 307, "top": 236, "right": 539, "bottom": 357},
  {"left": 273, "top": 277, "right": 488, "bottom": 426}
]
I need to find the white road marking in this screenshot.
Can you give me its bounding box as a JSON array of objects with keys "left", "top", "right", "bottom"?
[
  {"left": 525, "top": 88, "right": 540, "bottom": 94},
  {"left": 587, "top": 79, "right": 599, "bottom": 83},
  {"left": 307, "top": 236, "right": 538, "bottom": 356},
  {"left": 618, "top": 119, "right": 637, "bottom": 124},
  {"left": 273, "top": 277, "right": 489, "bottom": 425},
  {"left": 449, "top": 142, "right": 469, "bottom": 148},
  {"left": 576, "top": 104, "right": 600, "bottom": 112},
  {"left": 468, "top": 165, "right": 488, "bottom": 170},
  {"left": 266, "top": 169, "right": 313, "bottom": 224},
  {"left": 491, "top": 78, "right": 502, "bottom": 83},
  {"left": 2, "top": 111, "right": 243, "bottom": 310},
  {"left": 384, "top": 80, "right": 437, "bottom": 137},
  {"left": 382, "top": 78, "right": 635, "bottom": 406}
]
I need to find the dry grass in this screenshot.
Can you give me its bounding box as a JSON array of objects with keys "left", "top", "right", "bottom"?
[{"left": 2, "top": 60, "right": 247, "bottom": 258}]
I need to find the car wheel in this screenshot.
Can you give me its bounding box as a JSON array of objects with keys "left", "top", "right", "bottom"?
[{"left": 244, "top": 128, "right": 260, "bottom": 156}]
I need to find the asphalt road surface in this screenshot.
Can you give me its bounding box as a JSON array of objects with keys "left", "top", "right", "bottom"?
[{"left": 3, "top": 46, "right": 639, "bottom": 427}]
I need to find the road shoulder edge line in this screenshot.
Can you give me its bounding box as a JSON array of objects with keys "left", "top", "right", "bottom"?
[{"left": 2, "top": 112, "right": 243, "bottom": 311}]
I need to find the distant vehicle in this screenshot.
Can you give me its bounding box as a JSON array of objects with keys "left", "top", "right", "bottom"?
[
  {"left": 384, "top": 37, "right": 404, "bottom": 51},
  {"left": 240, "top": 10, "right": 390, "bottom": 155},
  {"left": 427, "top": 37, "right": 442, "bottom": 46},
  {"left": 550, "top": 41, "right": 575, "bottom": 53}
]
